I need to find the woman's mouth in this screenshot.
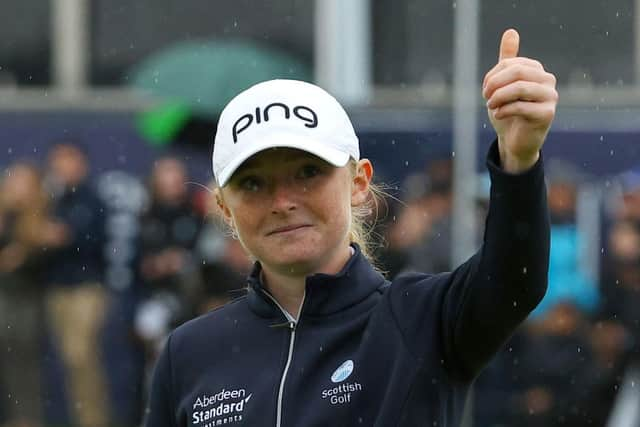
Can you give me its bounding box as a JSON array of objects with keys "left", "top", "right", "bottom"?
[{"left": 267, "top": 224, "right": 311, "bottom": 235}]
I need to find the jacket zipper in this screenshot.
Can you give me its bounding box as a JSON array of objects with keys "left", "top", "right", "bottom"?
[{"left": 261, "top": 289, "right": 306, "bottom": 427}]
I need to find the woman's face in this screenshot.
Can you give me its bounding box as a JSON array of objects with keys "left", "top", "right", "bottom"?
[{"left": 218, "top": 148, "right": 371, "bottom": 277}]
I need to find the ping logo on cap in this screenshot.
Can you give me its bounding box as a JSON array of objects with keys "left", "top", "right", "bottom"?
[{"left": 232, "top": 103, "right": 318, "bottom": 143}]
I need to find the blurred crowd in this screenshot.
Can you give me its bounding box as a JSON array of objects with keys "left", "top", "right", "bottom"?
[{"left": 0, "top": 141, "right": 639, "bottom": 427}]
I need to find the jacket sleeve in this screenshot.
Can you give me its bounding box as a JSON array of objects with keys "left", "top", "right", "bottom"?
[
  {"left": 388, "top": 139, "right": 550, "bottom": 381},
  {"left": 145, "top": 335, "right": 177, "bottom": 427},
  {"left": 441, "top": 139, "right": 550, "bottom": 379}
]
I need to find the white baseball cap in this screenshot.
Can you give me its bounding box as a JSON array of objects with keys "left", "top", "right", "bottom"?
[{"left": 212, "top": 79, "right": 360, "bottom": 187}]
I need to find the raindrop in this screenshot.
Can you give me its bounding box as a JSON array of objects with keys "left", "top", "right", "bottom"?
[
  {"left": 452, "top": 151, "right": 456, "bottom": 157},
  {"left": 577, "top": 346, "right": 581, "bottom": 353},
  {"left": 605, "top": 31, "right": 609, "bottom": 36},
  {"left": 33, "top": 147, "right": 37, "bottom": 153},
  {"left": 7, "top": 147, "right": 12, "bottom": 154},
  {"left": 233, "top": 20, "right": 238, "bottom": 28},
  {"left": 404, "top": 160, "right": 409, "bottom": 167},
  {"left": 599, "top": 135, "right": 604, "bottom": 141},
  {"left": 610, "top": 149, "right": 614, "bottom": 156},
  {"left": 513, "top": 300, "right": 517, "bottom": 307},
  {"left": 452, "top": 2, "right": 457, "bottom": 8},
  {"left": 522, "top": 267, "right": 527, "bottom": 274}
]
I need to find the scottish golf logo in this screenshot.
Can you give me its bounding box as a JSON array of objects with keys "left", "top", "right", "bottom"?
[
  {"left": 191, "top": 388, "right": 251, "bottom": 426},
  {"left": 331, "top": 359, "right": 354, "bottom": 383},
  {"left": 322, "top": 360, "right": 363, "bottom": 405}
]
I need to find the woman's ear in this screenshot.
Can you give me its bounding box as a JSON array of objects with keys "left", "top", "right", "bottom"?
[
  {"left": 215, "top": 187, "right": 233, "bottom": 225},
  {"left": 351, "top": 159, "right": 373, "bottom": 206}
]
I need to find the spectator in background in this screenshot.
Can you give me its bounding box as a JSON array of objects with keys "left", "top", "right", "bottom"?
[
  {"left": 529, "top": 159, "right": 599, "bottom": 319},
  {"left": 598, "top": 174, "right": 640, "bottom": 368},
  {"left": 614, "top": 168, "right": 640, "bottom": 224},
  {"left": 382, "top": 157, "right": 453, "bottom": 277},
  {"left": 134, "top": 156, "right": 202, "bottom": 361},
  {"left": 192, "top": 180, "right": 251, "bottom": 316},
  {"left": 0, "top": 162, "right": 66, "bottom": 427},
  {"left": 405, "top": 157, "right": 453, "bottom": 273},
  {"left": 43, "top": 142, "right": 109, "bottom": 427},
  {"left": 506, "top": 303, "right": 599, "bottom": 426}
]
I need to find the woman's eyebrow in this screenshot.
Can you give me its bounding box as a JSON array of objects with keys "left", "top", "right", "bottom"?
[{"left": 238, "top": 151, "right": 318, "bottom": 171}]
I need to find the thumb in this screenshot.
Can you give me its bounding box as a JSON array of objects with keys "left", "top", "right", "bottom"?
[{"left": 499, "top": 28, "right": 520, "bottom": 61}]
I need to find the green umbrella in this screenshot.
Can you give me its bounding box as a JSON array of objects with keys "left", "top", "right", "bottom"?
[{"left": 131, "top": 39, "right": 312, "bottom": 144}]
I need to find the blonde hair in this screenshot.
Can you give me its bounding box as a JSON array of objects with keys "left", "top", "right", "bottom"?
[{"left": 347, "top": 159, "right": 387, "bottom": 269}]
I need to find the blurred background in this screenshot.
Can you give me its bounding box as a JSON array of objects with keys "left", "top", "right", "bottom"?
[{"left": 0, "top": 0, "right": 639, "bottom": 426}]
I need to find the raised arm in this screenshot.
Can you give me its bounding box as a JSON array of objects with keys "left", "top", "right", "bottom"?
[{"left": 443, "top": 28, "right": 557, "bottom": 378}]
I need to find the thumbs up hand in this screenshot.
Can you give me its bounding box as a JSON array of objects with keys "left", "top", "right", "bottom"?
[{"left": 482, "top": 29, "right": 558, "bottom": 173}]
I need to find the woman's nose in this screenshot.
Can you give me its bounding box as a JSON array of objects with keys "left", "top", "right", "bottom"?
[{"left": 270, "top": 181, "right": 297, "bottom": 214}]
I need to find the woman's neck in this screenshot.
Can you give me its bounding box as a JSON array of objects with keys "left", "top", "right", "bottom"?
[
  {"left": 260, "top": 245, "right": 354, "bottom": 321},
  {"left": 261, "top": 270, "right": 306, "bottom": 321}
]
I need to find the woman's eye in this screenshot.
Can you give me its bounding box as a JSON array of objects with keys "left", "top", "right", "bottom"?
[
  {"left": 239, "top": 177, "right": 262, "bottom": 192},
  {"left": 298, "top": 164, "right": 321, "bottom": 179}
]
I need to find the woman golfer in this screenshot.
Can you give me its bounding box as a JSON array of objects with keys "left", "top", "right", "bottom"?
[{"left": 145, "top": 28, "right": 558, "bottom": 427}]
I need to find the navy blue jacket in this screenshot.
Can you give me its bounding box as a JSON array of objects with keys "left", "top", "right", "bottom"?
[
  {"left": 145, "top": 142, "right": 550, "bottom": 427},
  {"left": 47, "top": 181, "right": 106, "bottom": 286}
]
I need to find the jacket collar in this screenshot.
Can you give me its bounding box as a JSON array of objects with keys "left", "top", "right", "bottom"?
[{"left": 246, "top": 244, "right": 386, "bottom": 319}]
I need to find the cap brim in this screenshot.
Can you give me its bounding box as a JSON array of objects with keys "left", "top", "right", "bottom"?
[{"left": 216, "top": 134, "right": 351, "bottom": 187}]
